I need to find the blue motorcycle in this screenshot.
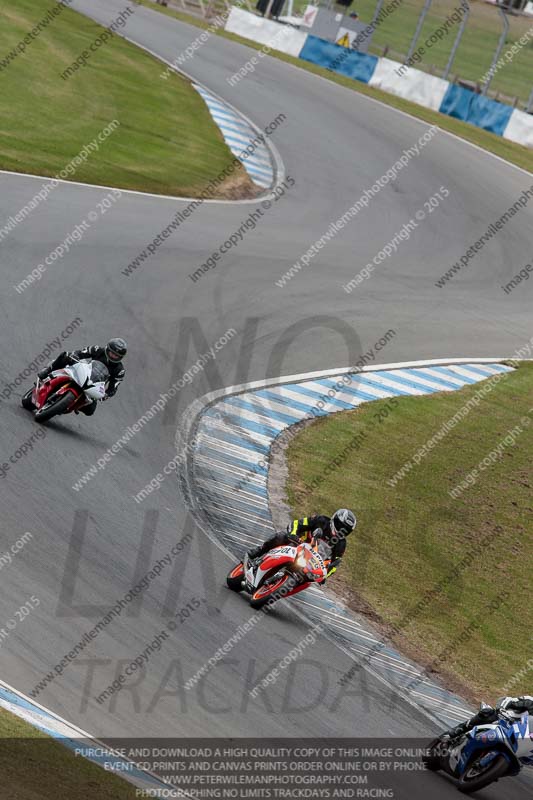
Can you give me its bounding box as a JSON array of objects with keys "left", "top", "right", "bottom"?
[{"left": 423, "top": 702, "right": 533, "bottom": 793}]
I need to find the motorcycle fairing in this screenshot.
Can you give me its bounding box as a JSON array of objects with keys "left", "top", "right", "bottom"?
[
  {"left": 34, "top": 372, "right": 83, "bottom": 409},
  {"left": 32, "top": 362, "right": 107, "bottom": 413},
  {"left": 64, "top": 361, "right": 107, "bottom": 400},
  {"left": 245, "top": 545, "right": 298, "bottom": 591},
  {"left": 512, "top": 713, "right": 533, "bottom": 763},
  {"left": 247, "top": 543, "right": 328, "bottom": 591},
  {"left": 452, "top": 720, "right": 524, "bottom": 779}
]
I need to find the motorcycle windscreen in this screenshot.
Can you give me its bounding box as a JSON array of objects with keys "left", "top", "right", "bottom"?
[
  {"left": 317, "top": 540, "right": 332, "bottom": 560},
  {"left": 90, "top": 362, "right": 110, "bottom": 383}
]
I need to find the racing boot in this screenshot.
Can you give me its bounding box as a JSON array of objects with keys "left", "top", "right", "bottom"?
[
  {"left": 441, "top": 705, "right": 495, "bottom": 741},
  {"left": 441, "top": 722, "right": 470, "bottom": 741},
  {"left": 247, "top": 545, "right": 265, "bottom": 561}
]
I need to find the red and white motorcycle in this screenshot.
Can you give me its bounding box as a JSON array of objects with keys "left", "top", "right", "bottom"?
[
  {"left": 227, "top": 534, "right": 331, "bottom": 609},
  {"left": 21, "top": 359, "right": 109, "bottom": 423}
]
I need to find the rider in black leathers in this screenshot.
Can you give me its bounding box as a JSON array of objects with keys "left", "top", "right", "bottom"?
[
  {"left": 37, "top": 338, "right": 127, "bottom": 416},
  {"left": 247, "top": 508, "right": 357, "bottom": 583},
  {"left": 441, "top": 696, "right": 533, "bottom": 740}
]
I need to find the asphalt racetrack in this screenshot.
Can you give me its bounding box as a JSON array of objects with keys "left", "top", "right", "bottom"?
[{"left": 0, "top": 0, "right": 532, "bottom": 796}]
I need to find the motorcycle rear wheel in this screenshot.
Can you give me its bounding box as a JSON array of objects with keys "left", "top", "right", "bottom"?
[
  {"left": 457, "top": 753, "right": 509, "bottom": 793},
  {"left": 35, "top": 390, "right": 75, "bottom": 423}
]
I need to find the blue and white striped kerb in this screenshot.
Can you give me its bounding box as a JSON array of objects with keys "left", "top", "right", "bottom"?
[
  {"left": 189, "top": 362, "right": 513, "bottom": 727},
  {"left": 194, "top": 84, "right": 274, "bottom": 189}
]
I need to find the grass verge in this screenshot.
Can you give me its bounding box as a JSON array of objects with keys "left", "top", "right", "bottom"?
[
  {"left": 0, "top": 0, "right": 255, "bottom": 197},
  {"left": 0, "top": 707, "right": 138, "bottom": 799},
  {"left": 139, "top": 0, "right": 533, "bottom": 173},
  {"left": 285, "top": 363, "right": 533, "bottom": 702}
]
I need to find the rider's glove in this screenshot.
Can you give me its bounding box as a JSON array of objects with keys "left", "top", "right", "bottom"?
[{"left": 318, "top": 558, "right": 341, "bottom": 586}]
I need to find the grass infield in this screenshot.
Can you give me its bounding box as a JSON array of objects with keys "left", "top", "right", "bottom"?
[
  {"left": 285, "top": 363, "right": 533, "bottom": 702},
  {"left": 0, "top": 708, "right": 138, "bottom": 799},
  {"left": 0, "top": 0, "right": 255, "bottom": 197}
]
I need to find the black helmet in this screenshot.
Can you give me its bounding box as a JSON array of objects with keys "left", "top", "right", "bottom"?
[
  {"left": 106, "top": 337, "right": 127, "bottom": 363},
  {"left": 331, "top": 508, "right": 356, "bottom": 537}
]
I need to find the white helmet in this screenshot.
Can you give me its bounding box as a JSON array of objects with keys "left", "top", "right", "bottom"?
[{"left": 331, "top": 508, "right": 356, "bottom": 537}]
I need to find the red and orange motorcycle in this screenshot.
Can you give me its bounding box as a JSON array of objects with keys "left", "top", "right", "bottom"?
[{"left": 226, "top": 534, "right": 330, "bottom": 609}]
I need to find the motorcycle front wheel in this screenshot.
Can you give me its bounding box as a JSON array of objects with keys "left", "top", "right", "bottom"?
[
  {"left": 457, "top": 753, "right": 509, "bottom": 793},
  {"left": 421, "top": 738, "right": 443, "bottom": 772},
  {"left": 226, "top": 563, "right": 245, "bottom": 592},
  {"left": 21, "top": 388, "right": 35, "bottom": 410},
  {"left": 35, "top": 390, "right": 76, "bottom": 423},
  {"left": 250, "top": 573, "right": 292, "bottom": 609}
]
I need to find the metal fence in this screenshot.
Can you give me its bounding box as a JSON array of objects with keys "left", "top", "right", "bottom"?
[
  {"left": 153, "top": 0, "right": 533, "bottom": 111},
  {"left": 340, "top": 0, "right": 533, "bottom": 111}
]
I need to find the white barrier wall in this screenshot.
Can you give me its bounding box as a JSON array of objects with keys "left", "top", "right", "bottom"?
[
  {"left": 504, "top": 108, "right": 533, "bottom": 149},
  {"left": 224, "top": 9, "right": 533, "bottom": 149},
  {"left": 369, "top": 58, "right": 450, "bottom": 112},
  {"left": 226, "top": 7, "right": 308, "bottom": 57}
]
